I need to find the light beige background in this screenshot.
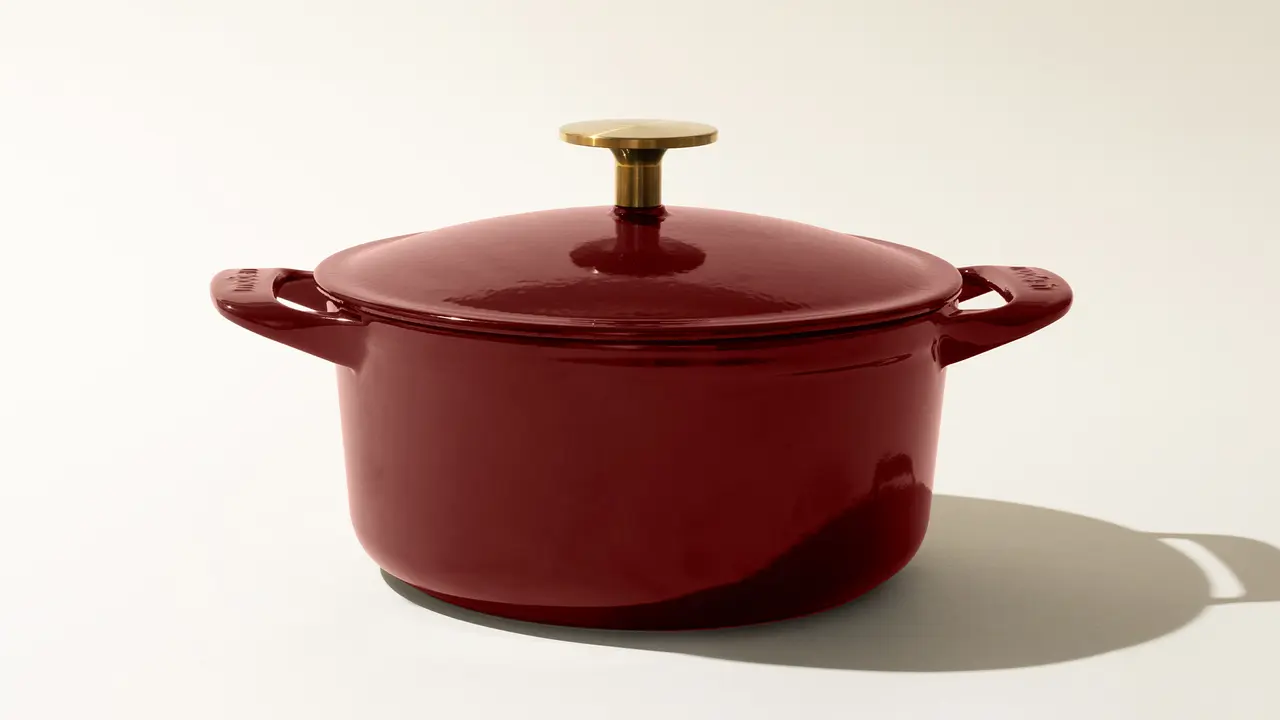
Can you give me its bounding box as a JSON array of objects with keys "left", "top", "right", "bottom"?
[{"left": 2, "top": 1, "right": 1278, "bottom": 718}]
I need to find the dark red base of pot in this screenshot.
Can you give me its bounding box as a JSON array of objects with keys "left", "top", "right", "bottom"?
[{"left": 382, "top": 486, "right": 932, "bottom": 631}]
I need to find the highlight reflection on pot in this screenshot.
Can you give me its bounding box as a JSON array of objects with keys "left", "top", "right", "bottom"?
[{"left": 211, "top": 119, "right": 1073, "bottom": 630}]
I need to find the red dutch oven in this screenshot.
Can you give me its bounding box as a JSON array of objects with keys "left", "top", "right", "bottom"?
[{"left": 211, "top": 120, "right": 1072, "bottom": 630}]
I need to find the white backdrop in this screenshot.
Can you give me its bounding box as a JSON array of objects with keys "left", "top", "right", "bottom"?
[{"left": 2, "top": 1, "right": 1278, "bottom": 718}]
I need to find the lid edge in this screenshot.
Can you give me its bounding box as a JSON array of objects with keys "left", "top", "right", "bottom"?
[{"left": 319, "top": 284, "right": 963, "bottom": 343}]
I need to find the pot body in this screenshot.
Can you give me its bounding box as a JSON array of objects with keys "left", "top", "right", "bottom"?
[
  {"left": 211, "top": 262, "right": 1071, "bottom": 629},
  {"left": 340, "top": 317, "right": 942, "bottom": 629}
]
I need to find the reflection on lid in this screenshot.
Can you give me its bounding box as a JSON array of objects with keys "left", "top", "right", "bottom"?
[
  {"left": 569, "top": 236, "right": 706, "bottom": 277},
  {"left": 447, "top": 205, "right": 802, "bottom": 320},
  {"left": 447, "top": 278, "right": 805, "bottom": 321},
  {"left": 570, "top": 206, "right": 705, "bottom": 277}
]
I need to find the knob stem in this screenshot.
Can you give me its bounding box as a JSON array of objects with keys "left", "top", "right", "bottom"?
[{"left": 613, "top": 148, "right": 666, "bottom": 208}]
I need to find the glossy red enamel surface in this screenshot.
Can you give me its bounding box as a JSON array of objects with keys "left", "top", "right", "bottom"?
[
  {"left": 210, "top": 262, "right": 1071, "bottom": 629},
  {"left": 338, "top": 318, "right": 946, "bottom": 620},
  {"left": 312, "top": 206, "right": 964, "bottom": 340}
]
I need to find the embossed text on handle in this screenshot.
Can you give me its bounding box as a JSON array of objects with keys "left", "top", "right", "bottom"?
[
  {"left": 1010, "top": 266, "right": 1058, "bottom": 291},
  {"left": 230, "top": 268, "right": 259, "bottom": 293}
]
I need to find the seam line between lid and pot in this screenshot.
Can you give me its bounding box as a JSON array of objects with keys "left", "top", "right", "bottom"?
[{"left": 316, "top": 287, "right": 964, "bottom": 345}]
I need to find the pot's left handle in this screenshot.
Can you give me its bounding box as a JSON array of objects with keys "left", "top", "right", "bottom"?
[{"left": 211, "top": 268, "right": 367, "bottom": 368}]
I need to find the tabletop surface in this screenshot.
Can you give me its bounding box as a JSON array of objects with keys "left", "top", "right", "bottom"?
[{"left": 2, "top": 1, "right": 1278, "bottom": 718}]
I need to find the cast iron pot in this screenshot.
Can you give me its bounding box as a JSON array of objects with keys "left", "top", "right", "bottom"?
[{"left": 211, "top": 120, "right": 1073, "bottom": 630}]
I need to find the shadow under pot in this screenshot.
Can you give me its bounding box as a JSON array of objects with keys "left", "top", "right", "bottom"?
[
  {"left": 382, "top": 495, "right": 1280, "bottom": 671},
  {"left": 210, "top": 119, "right": 1073, "bottom": 630}
]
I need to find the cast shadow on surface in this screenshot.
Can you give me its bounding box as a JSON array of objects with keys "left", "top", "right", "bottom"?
[{"left": 383, "top": 495, "right": 1280, "bottom": 672}]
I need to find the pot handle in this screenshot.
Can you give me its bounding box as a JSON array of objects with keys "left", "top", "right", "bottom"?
[
  {"left": 210, "top": 268, "right": 366, "bottom": 368},
  {"left": 937, "top": 265, "right": 1073, "bottom": 366},
  {"left": 1154, "top": 533, "right": 1280, "bottom": 605}
]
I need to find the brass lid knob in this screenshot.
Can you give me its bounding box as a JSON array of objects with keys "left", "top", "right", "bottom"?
[{"left": 560, "top": 119, "right": 718, "bottom": 208}]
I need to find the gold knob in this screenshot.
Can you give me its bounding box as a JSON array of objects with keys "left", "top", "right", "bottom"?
[{"left": 560, "top": 119, "right": 718, "bottom": 208}]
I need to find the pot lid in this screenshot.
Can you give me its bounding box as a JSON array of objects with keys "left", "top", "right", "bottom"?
[{"left": 313, "top": 120, "right": 963, "bottom": 341}]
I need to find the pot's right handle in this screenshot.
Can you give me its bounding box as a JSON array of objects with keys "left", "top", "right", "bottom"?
[
  {"left": 937, "top": 265, "right": 1073, "bottom": 366},
  {"left": 211, "top": 267, "right": 367, "bottom": 368},
  {"left": 1154, "top": 533, "right": 1280, "bottom": 605}
]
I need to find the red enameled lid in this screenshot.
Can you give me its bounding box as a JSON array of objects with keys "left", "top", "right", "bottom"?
[{"left": 312, "top": 120, "right": 963, "bottom": 341}]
